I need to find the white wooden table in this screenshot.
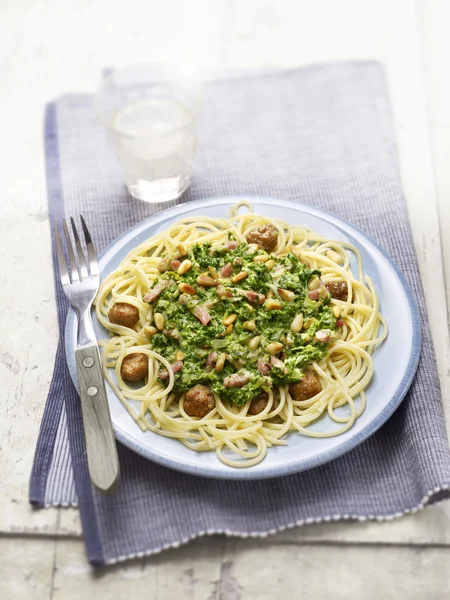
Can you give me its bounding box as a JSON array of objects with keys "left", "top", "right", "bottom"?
[{"left": 1, "top": 0, "right": 449, "bottom": 597}]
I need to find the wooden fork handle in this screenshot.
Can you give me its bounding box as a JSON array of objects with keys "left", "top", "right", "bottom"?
[{"left": 75, "top": 345, "right": 120, "bottom": 492}]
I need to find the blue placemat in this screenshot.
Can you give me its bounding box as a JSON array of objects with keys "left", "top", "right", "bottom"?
[{"left": 30, "top": 62, "right": 450, "bottom": 566}]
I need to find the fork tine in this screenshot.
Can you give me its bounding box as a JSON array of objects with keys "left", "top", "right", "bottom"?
[
  {"left": 80, "top": 215, "right": 99, "bottom": 277},
  {"left": 54, "top": 220, "right": 71, "bottom": 286},
  {"left": 63, "top": 219, "right": 80, "bottom": 282},
  {"left": 70, "top": 217, "right": 89, "bottom": 281}
]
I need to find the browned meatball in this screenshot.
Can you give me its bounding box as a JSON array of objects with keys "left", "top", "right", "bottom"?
[
  {"left": 184, "top": 384, "right": 215, "bottom": 418},
  {"left": 121, "top": 353, "right": 148, "bottom": 382},
  {"left": 248, "top": 392, "right": 269, "bottom": 415},
  {"left": 324, "top": 281, "right": 349, "bottom": 301},
  {"left": 246, "top": 224, "right": 278, "bottom": 252},
  {"left": 289, "top": 371, "right": 322, "bottom": 401},
  {"left": 108, "top": 302, "right": 140, "bottom": 327}
]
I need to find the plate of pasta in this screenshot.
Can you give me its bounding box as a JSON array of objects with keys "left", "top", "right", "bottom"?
[{"left": 65, "top": 196, "right": 421, "bottom": 479}]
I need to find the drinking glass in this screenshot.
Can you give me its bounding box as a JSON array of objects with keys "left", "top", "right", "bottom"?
[{"left": 94, "top": 64, "right": 204, "bottom": 203}]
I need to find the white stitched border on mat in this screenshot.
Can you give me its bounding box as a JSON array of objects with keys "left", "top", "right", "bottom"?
[
  {"left": 44, "top": 501, "right": 79, "bottom": 508},
  {"left": 42, "top": 483, "right": 450, "bottom": 565}
]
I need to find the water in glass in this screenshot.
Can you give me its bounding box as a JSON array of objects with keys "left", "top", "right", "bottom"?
[{"left": 112, "top": 97, "right": 197, "bottom": 203}]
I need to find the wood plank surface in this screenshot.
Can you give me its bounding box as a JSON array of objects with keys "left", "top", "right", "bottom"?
[{"left": 1, "top": 0, "right": 450, "bottom": 597}]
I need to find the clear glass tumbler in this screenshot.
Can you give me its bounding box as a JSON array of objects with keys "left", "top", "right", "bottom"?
[{"left": 94, "top": 64, "right": 204, "bottom": 203}]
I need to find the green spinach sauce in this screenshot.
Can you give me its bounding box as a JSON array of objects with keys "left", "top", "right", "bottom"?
[{"left": 147, "top": 242, "right": 337, "bottom": 406}]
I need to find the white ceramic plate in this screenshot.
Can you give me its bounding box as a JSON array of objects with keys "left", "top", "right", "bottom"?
[{"left": 65, "top": 196, "right": 421, "bottom": 480}]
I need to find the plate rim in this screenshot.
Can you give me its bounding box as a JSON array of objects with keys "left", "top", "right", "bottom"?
[{"left": 65, "top": 195, "right": 421, "bottom": 479}]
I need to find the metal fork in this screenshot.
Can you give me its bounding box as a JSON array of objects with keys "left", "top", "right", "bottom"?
[{"left": 55, "top": 216, "right": 120, "bottom": 492}]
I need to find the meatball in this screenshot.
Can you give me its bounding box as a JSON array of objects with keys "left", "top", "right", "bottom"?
[
  {"left": 121, "top": 353, "right": 148, "bottom": 382},
  {"left": 289, "top": 371, "right": 322, "bottom": 401},
  {"left": 324, "top": 281, "right": 349, "bottom": 301},
  {"left": 184, "top": 384, "right": 215, "bottom": 418},
  {"left": 108, "top": 302, "right": 140, "bottom": 327},
  {"left": 246, "top": 224, "right": 278, "bottom": 252},
  {"left": 248, "top": 392, "right": 269, "bottom": 415}
]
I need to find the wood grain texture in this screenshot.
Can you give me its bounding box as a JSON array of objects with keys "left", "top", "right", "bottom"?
[
  {"left": 0, "top": 538, "right": 54, "bottom": 600},
  {"left": 1, "top": 0, "right": 450, "bottom": 595},
  {"left": 74, "top": 346, "right": 120, "bottom": 492},
  {"left": 15, "top": 536, "right": 450, "bottom": 599}
]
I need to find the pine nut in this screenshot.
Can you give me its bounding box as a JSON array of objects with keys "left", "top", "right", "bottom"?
[
  {"left": 290, "top": 314, "right": 303, "bottom": 332},
  {"left": 177, "top": 243, "right": 189, "bottom": 257},
  {"left": 225, "top": 324, "right": 233, "bottom": 335},
  {"left": 253, "top": 254, "right": 269, "bottom": 263},
  {"left": 303, "top": 318, "right": 316, "bottom": 330},
  {"left": 266, "top": 342, "right": 284, "bottom": 355},
  {"left": 266, "top": 290, "right": 274, "bottom": 299},
  {"left": 278, "top": 288, "right": 295, "bottom": 302},
  {"left": 265, "top": 298, "right": 282, "bottom": 310},
  {"left": 232, "top": 271, "right": 248, "bottom": 283},
  {"left": 243, "top": 320, "right": 256, "bottom": 331},
  {"left": 308, "top": 276, "right": 320, "bottom": 290},
  {"left": 178, "top": 282, "right": 196, "bottom": 295},
  {"left": 249, "top": 336, "right": 261, "bottom": 351},
  {"left": 154, "top": 313, "right": 165, "bottom": 330},
  {"left": 266, "top": 259, "right": 274, "bottom": 270},
  {"left": 145, "top": 326, "right": 158, "bottom": 337},
  {"left": 223, "top": 314, "right": 237, "bottom": 325},
  {"left": 215, "top": 353, "right": 225, "bottom": 372},
  {"left": 176, "top": 350, "right": 185, "bottom": 361},
  {"left": 208, "top": 266, "right": 219, "bottom": 280},
  {"left": 332, "top": 305, "right": 341, "bottom": 318},
  {"left": 177, "top": 259, "right": 193, "bottom": 275},
  {"left": 197, "top": 275, "right": 217, "bottom": 287},
  {"left": 327, "top": 249, "right": 343, "bottom": 264}
]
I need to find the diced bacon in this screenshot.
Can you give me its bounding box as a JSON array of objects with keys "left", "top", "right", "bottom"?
[
  {"left": 219, "top": 263, "right": 233, "bottom": 278},
  {"left": 223, "top": 372, "right": 251, "bottom": 388},
  {"left": 270, "top": 356, "right": 287, "bottom": 373},
  {"left": 172, "top": 360, "right": 183, "bottom": 373},
  {"left": 226, "top": 241, "right": 239, "bottom": 250},
  {"left": 144, "top": 279, "right": 174, "bottom": 303},
  {"left": 159, "top": 369, "right": 169, "bottom": 380},
  {"left": 170, "top": 259, "right": 181, "bottom": 270},
  {"left": 242, "top": 290, "right": 266, "bottom": 305},
  {"left": 336, "top": 319, "right": 344, "bottom": 327},
  {"left": 193, "top": 304, "right": 211, "bottom": 325},
  {"left": 159, "top": 360, "right": 184, "bottom": 381},
  {"left": 217, "top": 284, "right": 233, "bottom": 300},
  {"left": 315, "top": 329, "right": 334, "bottom": 343},
  {"left": 258, "top": 362, "right": 272, "bottom": 375},
  {"left": 206, "top": 351, "right": 217, "bottom": 370},
  {"left": 307, "top": 288, "right": 321, "bottom": 301}
]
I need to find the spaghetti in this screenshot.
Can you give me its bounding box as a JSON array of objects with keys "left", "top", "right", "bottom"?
[{"left": 95, "top": 202, "right": 387, "bottom": 467}]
